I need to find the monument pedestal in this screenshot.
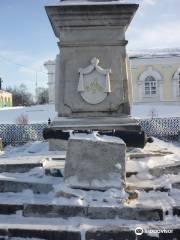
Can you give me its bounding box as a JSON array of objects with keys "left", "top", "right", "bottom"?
[
  {"left": 64, "top": 133, "right": 126, "bottom": 190},
  {"left": 45, "top": 1, "right": 140, "bottom": 192}
]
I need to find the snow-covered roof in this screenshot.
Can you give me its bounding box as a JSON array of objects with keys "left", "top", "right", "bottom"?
[
  {"left": 129, "top": 48, "right": 180, "bottom": 59},
  {"left": 0, "top": 90, "right": 12, "bottom": 96}
]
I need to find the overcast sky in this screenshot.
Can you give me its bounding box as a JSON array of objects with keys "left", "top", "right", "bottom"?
[{"left": 0, "top": 0, "right": 179, "bottom": 94}]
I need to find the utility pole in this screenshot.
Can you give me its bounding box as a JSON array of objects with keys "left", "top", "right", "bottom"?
[
  {"left": 35, "top": 72, "right": 38, "bottom": 104},
  {"left": 0, "top": 78, "right": 3, "bottom": 90}
]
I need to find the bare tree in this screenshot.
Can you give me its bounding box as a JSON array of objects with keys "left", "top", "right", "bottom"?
[
  {"left": 36, "top": 87, "right": 49, "bottom": 105},
  {"left": 6, "top": 84, "right": 34, "bottom": 106}
]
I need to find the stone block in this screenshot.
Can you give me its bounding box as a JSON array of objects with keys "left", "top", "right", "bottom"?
[
  {"left": 8, "top": 228, "right": 81, "bottom": 240},
  {"left": 49, "top": 139, "right": 68, "bottom": 151},
  {"left": 23, "top": 204, "right": 87, "bottom": 218},
  {"left": 0, "top": 204, "right": 22, "bottom": 215},
  {"left": 149, "top": 162, "right": 180, "bottom": 177},
  {"left": 86, "top": 227, "right": 136, "bottom": 240},
  {"left": 64, "top": 134, "right": 126, "bottom": 190},
  {"left": 172, "top": 182, "right": 180, "bottom": 189},
  {"left": 0, "top": 163, "right": 42, "bottom": 173},
  {"left": 0, "top": 179, "right": 53, "bottom": 194},
  {"left": 0, "top": 138, "right": 3, "bottom": 151},
  {"left": 173, "top": 206, "right": 180, "bottom": 216},
  {"left": 87, "top": 206, "right": 163, "bottom": 221}
]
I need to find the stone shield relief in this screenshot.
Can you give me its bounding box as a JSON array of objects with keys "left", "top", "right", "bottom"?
[{"left": 78, "top": 58, "right": 111, "bottom": 105}]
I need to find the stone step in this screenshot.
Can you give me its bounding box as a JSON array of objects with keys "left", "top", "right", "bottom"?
[
  {"left": 0, "top": 162, "right": 42, "bottom": 173},
  {"left": 127, "top": 179, "right": 170, "bottom": 193},
  {"left": 0, "top": 204, "right": 22, "bottom": 215},
  {"left": 23, "top": 204, "right": 163, "bottom": 221},
  {"left": 172, "top": 182, "right": 180, "bottom": 189},
  {"left": 0, "top": 224, "right": 179, "bottom": 240},
  {"left": 0, "top": 225, "right": 81, "bottom": 240},
  {"left": 173, "top": 206, "right": 180, "bottom": 217},
  {"left": 128, "top": 151, "right": 172, "bottom": 160},
  {"left": 86, "top": 226, "right": 180, "bottom": 240},
  {"left": 149, "top": 162, "right": 180, "bottom": 177},
  {"left": 0, "top": 178, "right": 53, "bottom": 194}
]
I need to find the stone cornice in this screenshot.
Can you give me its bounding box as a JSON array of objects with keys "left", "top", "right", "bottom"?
[{"left": 45, "top": 4, "right": 138, "bottom": 37}]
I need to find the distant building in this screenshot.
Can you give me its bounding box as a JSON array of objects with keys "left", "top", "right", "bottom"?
[
  {"left": 45, "top": 49, "right": 180, "bottom": 105},
  {"left": 44, "top": 60, "right": 56, "bottom": 104},
  {"left": 130, "top": 49, "right": 180, "bottom": 104},
  {"left": 0, "top": 90, "right": 12, "bottom": 108}
]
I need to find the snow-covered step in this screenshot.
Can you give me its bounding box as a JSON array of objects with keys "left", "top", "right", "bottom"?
[
  {"left": 0, "top": 177, "right": 53, "bottom": 194},
  {"left": 23, "top": 204, "right": 163, "bottom": 221}
]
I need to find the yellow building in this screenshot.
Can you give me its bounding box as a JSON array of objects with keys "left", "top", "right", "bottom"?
[
  {"left": 0, "top": 90, "right": 13, "bottom": 108},
  {"left": 129, "top": 50, "right": 180, "bottom": 104}
]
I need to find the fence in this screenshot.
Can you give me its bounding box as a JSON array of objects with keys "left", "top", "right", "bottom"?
[
  {"left": 0, "top": 118, "right": 180, "bottom": 145},
  {"left": 0, "top": 124, "right": 48, "bottom": 145},
  {"left": 139, "top": 117, "right": 180, "bottom": 140}
]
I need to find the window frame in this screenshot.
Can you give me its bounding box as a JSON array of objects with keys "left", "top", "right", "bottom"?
[{"left": 144, "top": 76, "right": 157, "bottom": 97}]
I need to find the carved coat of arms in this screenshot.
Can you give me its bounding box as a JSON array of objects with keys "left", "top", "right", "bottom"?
[{"left": 78, "top": 57, "right": 111, "bottom": 105}]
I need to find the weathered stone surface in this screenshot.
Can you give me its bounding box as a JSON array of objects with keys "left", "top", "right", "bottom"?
[
  {"left": 23, "top": 204, "right": 163, "bottom": 221},
  {"left": 173, "top": 206, "right": 180, "bottom": 216},
  {"left": 87, "top": 206, "right": 163, "bottom": 221},
  {"left": 172, "top": 182, "right": 180, "bottom": 189},
  {"left": 45, "top": 3, "right": 138, "bottom": 118},
  {"left": 23, "top": 204, "right": 87, "bottom": 218},
  {"left": 0, "top": 204, "right": 22, "bottom": 215},
  {"left": 86, "top": 227, "right": 136, "bottom": 240},
  {"left": 138, "top": 234, "right": 159, "bottom": 240},
  {"left": 0, "top": 162, "right": 42, "bottom": 173},
  {"left": 49, "top": 139, "right": 68, "bottom": 151},
  {"left": 0, "top": 179, "right": 53, "bottom": 194},
  {"left": 159, "top": 229, "right": 180, "bottom": 240},
  {"left": 64, "top": 136, "right": 126, "bottom": 190},
  {"left": 7, "top": 227, "right": 81, "bottom": 240},
  {"left": 149, "top": 162, "right": 180, "bottom": 177}
]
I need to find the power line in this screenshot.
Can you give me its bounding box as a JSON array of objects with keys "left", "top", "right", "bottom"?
[{"left": 0, "top": 54, "right": 47, "bottom": 75}]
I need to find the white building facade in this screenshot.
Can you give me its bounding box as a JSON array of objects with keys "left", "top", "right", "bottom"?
[{"left": 130, "top": 50, "right": 180, "bottom": 104}]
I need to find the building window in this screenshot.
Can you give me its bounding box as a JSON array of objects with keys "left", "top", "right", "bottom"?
[{"left": 144, "top": 76, "right": 157, "bottom": 96}]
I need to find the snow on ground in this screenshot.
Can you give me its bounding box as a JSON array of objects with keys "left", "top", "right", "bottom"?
[
  {"left": 0, "top": 104, "right": 56, "bottom": 124},
  {"left": 132, "top": 103, "right": 180, "bottom": 119},
  {"left": 0, "top": 103, "right": 180, "bottom": 124},
  {"left": 0, "top": 141, "right": 66, "bottom": 165}
]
